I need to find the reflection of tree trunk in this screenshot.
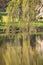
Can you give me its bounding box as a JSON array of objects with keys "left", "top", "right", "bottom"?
[
  {"left": 0, "top": 48, "right": 6, "bottom": 65},
  {"left": 20, "top": 35, "right": 23, "bottom": 65},
  {"left": 30, "top": 34, "right": 36, "bottom": 49}
]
